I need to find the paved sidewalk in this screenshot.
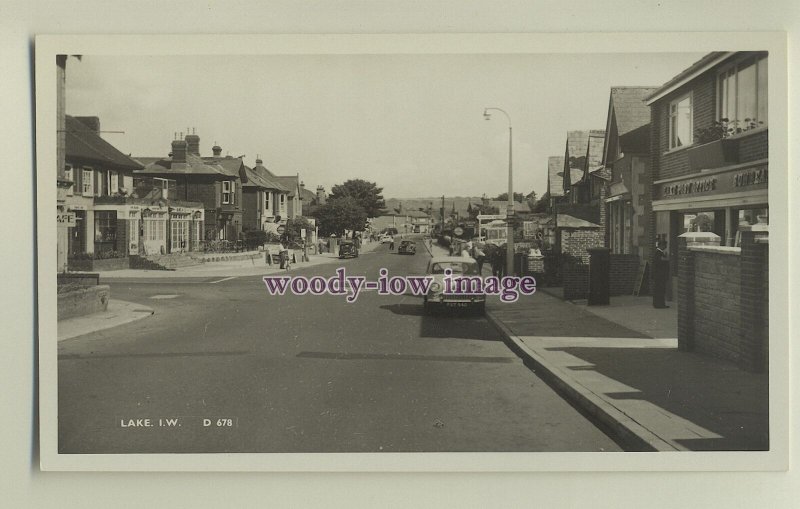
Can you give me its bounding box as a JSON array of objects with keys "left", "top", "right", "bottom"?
[
  {"left": 58, "top": 300, "right": 154, "bottom": 341},
  {"left": 486, "top": 290, "right": 768, "bottom": 451},
  {"left": 94, "top": 240, "right": 385, "bottom": 279}
]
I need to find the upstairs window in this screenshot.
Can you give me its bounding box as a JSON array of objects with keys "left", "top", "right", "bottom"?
[
  {"left": 82, "top": 168, "right": 94, "bottom": 196},
  {"left": 669, "top": 94, "right": 693, "bottom": 149},
  {"left": 264, "top": 192, "right": 270, "bottom": 212},
  {"left": 718, "top": 54, "right": 768, "bottom": 130},
  {"left": 222, "top": 181, "right": 235, "bottom": 205},
  {"left": 65, "top": 165, "right": 73, "bottom": 196}
]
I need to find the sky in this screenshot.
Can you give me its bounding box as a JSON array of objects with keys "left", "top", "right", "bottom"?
[{"left": 65, "top": 52, "right": 704, "bottom": 199}]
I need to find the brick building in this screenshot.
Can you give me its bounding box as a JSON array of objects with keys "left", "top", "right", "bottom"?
[
  {"left": 647, "top": 51, "right": 768, "bottom": 302},
  {"left": 135, "top": 135, "right": 244, "bottom": 246},
  {"left": 648, "top": 52, "right": 769, "bottom": 370},
  {"left": 242, "top": 158, "right": 291, "bottom": 233},
  {"left": 63, "top": 116, "right": 144, "bottom": 258}
]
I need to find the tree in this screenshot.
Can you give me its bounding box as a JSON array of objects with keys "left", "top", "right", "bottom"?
[
  {"left": 525, "top": 190, "right": 538, "bottom": 210},
  {"left": 285, "top": 216, "right": 314, "bottom": 242},
  {"left": 312, "top": 196, "right": 369, "bottom": 237},
  {"left": 532, "top": 191, "right": 550, "bottom": 213},
  {"left": 468, "top": 203, "right": 500, "bottom": 220},
  {"left": 329, "top": 179, "right": 385, "bottom": 218},
  {"left": 493, "top": 192, "right": 525, "bottom": 202}
]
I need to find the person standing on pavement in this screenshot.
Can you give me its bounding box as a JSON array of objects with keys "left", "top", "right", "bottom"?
[
  {"left": 389, "top": 234, "right": 395, "bottom": 251},
  {"left": 653, "top": 239, "right": 670, "bottom": 308},
  {"left": 473, "top": 243, "right": 486, "bottom": 274}
]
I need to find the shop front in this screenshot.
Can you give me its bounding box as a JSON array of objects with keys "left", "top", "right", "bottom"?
[{"left": 652, "top": 159, "right": 768, "bottom": 301}]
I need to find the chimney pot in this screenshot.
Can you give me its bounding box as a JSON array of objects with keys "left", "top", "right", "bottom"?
[
  {"left": 212, "top": 144, "right": 222, "bottom": 157},
  {"left": 185, "top": 132, "right": 200, "bottom": 156}
]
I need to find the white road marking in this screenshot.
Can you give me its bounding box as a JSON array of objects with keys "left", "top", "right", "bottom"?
[
  {"left": 209, "top": 276, "right": 237, "bottom": 284},
  {"left": 149, "top": 294, "right": 179, "bottom": 299}
]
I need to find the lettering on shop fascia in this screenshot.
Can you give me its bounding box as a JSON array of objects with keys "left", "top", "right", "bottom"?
[
  {"left": 733, "top": 167, "right": 768, "bottom": 188},
  {"left": 663, "top": 177, "right": 717, "bottom": 197}
]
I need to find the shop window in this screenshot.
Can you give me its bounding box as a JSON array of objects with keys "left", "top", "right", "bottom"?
[
  {"left": 718, "top": 54, "right": 768, "bottom": 129},
  {"left": 170, "top": 219, "right": 190, "bottom": 252},
  {"left": 94, "top": 210, "right": 117, "bottom": 251},
  {"left": 669, "top": 93, "right": 693, "bottom": 149}
]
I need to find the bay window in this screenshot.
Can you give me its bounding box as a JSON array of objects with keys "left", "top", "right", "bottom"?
[{"left": 82, "top": 168, "right": 93, "bottom": 196}]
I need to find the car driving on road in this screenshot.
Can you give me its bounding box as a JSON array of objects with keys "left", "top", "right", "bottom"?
[
  {"left": 338, "top": 239, "right": 359, "bottom": 259},
  {"left": 423, "top": 255, "right": 486, "bottom": 315},
  {"left": 397, "top": 240, "right": 416, "bottom": 255}
]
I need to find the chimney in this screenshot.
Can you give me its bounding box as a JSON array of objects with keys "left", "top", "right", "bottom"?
[
  {"left": 171, "top": 139, "right": 188, "bottom": 163},
  {"left": 255, "top": 157, "right": 263, "bottom": 166},
  {"left": 212, "top": 143, "right": 222, "bottom": 157},
  {"left": 300, "top": 181, "right": 305, "bottom": 191},
  {"left": 185, "top": 128, "right": 200, "bottom": 155},
  {"left": 316, "top": 185, "right": 326, "bottom": 205},
  {"left": 75, "top": 116, "right": 101, "bottom": 133}
]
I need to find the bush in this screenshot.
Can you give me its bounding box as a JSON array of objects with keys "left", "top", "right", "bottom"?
[
  {"left": 242, "top": 230, "right": 268, "bottom": 250},
  {"left": 68, "top": 250, "right": 125, "bottom": 260}
]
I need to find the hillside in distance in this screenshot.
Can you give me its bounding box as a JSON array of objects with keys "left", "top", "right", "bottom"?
[{"left": 383, "top": 196, "right": 484, "bottom": 216}]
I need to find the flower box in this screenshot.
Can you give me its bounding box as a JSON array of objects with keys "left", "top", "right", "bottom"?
[{"left": 687, "top": 138, "right": 738, "bottom": 171}]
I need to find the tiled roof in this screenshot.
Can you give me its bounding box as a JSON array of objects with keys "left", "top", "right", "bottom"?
[
  {"left": 250, "top": 163, "right": 290, "bottom": 192},
  {"left": 300, "top": 187, "right": 317, "bottom": 202},
  {"left": 274, "top": 175, "right": 300, "bottom": 197},
  {"left": 135, "top": 153, "right": 228, "bottom": 176},
  {"left": 610, "top": 87, "right": 657, "bottom": 136},
  {"left": 65, "top": 116, "right": 143, "bottom": 171},
  {"left": 202, "top": 156, "right": 243, "bottom": 178},
  {"left": 548, "top": 156, "right": 565, "bottom": 197}
]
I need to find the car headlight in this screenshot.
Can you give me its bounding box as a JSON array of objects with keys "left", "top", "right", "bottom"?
[{"left": 430, "top": 282, "right": 442, "bottom": 292}]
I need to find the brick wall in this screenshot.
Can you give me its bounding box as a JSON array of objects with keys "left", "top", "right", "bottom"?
[
  {"left": 562, "top": 256, "right": 588, "bottom": 300},
  {"left": 677, "top": 231, "right": 768, "bottom": 372},
  {"left": 609, "top": 254, "right": 640, "bottom": 296},
  {"left": 692, "top": 251, "right": 742, "bottom": 363},
  {"left": 738, "top": 129, "right": 769, "bottom": 163},
  {"left": 561, "top": 228, "right": 604, "bottom": 263}
]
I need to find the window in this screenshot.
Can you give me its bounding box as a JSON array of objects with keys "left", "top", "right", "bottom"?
[
  {"left": 65, "top": 165, "right": 73, "bottom": 196},
  {"left": 110, "top": 171, "right": 118, "bottom": 194},
  {"left": 280, "top": 193, "right": 286, "bottom": 210},
  {"left": 264, "top": 192, "right": 270, "bottom": 213},
  {"left": 231, "top": 181, "right": 236, "bottom": 205},
  {"left": 143, "top": 216, "right": 165, "bottom": 241},
  {"left": 222, "top": 181, "right": 231, "bottom": 204},
  {"left": 718, "top": 54, "right": 768, "bottom": 129},
  {"left": 82, "top": 168, "right": 93, "bottom": 196},
  {"left": 94, "top": 211, "right": 117, "bottom": 251},
  {"left": 669, "top": 94, "right": 692, "bottom": 149},
  {"left": 170, "top": 218, "right": 190, "bottom": 252}
]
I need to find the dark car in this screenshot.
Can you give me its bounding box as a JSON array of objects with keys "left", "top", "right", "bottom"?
[
  {"left": 398, "top": 240, "right": 416, "bottom": 255},
  {"left": 338, "top": 240, "right": 359, "bottom": 259}
]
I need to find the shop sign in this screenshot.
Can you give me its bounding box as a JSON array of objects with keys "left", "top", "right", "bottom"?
[
  {"left": 657, "top": 164, "right": 768, "bottom": 200},
  {"left": 57, "top": 212, "right": 76, "bottom": 227}
]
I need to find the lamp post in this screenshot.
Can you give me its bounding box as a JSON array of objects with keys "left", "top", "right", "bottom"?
[{"left": 483, "top": 107, "right": 514, "bottom": 277}]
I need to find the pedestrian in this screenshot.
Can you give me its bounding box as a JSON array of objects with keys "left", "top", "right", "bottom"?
[
  {"left": 653, "top": 239, "right": 670, "bottom": 308},
  {"left": 474, "top": 243, "right": 486, "bottom": 274},
  {"left": 389, "top": 235, "right": 395, "bottom": 251}
]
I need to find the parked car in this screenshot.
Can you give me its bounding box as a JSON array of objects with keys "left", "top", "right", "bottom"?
[
  {"left": 398, "top": 240, "right": 416, "bottom": 255},
  {"left": 380, "top": 234, "right": 392, "bottom": 244},
  {"left": 338, "top": 240, "right": 359, "bottom": 259},
  {"left": 423, "top": 256, "right": 485, "bottom": 315}
]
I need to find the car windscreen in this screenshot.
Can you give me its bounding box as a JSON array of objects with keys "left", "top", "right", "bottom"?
[{"left": 429, "top": 261, "right": 478, "bottom": 275}]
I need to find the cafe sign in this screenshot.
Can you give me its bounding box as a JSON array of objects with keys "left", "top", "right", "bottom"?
[{"left": 657, "top": 164, "right": 768, "bottom": 200}]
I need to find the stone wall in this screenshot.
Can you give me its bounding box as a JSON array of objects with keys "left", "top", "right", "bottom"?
[{"left": 57, "top": 285, "right": 110, "bottom": 321}]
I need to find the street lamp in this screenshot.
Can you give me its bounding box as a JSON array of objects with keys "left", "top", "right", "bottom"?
[{"left": 483, "top": 107, "right": 514, "bottom": 277}]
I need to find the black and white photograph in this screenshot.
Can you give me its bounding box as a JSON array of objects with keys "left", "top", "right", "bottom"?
[{"left": 34, "top": 33, "right": 789, "bottom": 478}]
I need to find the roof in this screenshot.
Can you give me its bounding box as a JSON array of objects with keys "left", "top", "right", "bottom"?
[
  {"left": 585, "top": 131, "right": 606, "bottom": 173},
  {"left": 274, "top": 175, "right": 300, "bottom": 197},
  {"left": 487, "top": 200, "right": 531, "bottom": 213},
  {"left": 556, "top": 214, "right": 601, "bottom": 228},
  {"left": 250, "top": 163, "right": 290, "bottom": 192},
  {"left": 300, "top": 187, "right": 317, "bottom": 202},
  {"left": 646, "top": 52, "right": 730, "bottom": 105},
  {"left": 202, "top": 156, "right": 243, "bottom": 178},
  {"left": 405, "top": 209, "right": 431, "bottom": 218},
  {"left": 135, "top": 152, "right": 228, "bottom": 176},
  {"left": 609, "top": 87, "right": 658, "bottom": 136},
  {"left": 65, "top": 116, "right": 143, "bottom": 172},
  {"left": 548, "top": 156, "right": 565, "bottom": 197}
]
